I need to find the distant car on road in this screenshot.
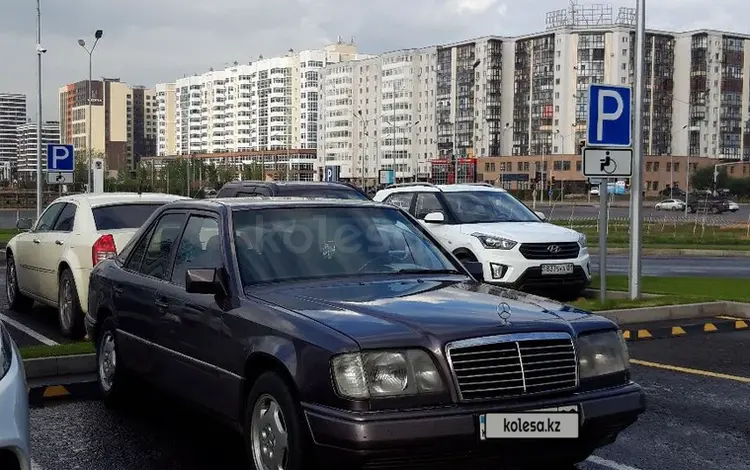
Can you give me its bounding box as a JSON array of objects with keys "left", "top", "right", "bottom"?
[
  {"left": 216, "top": 180, "right": 370, "bottom": 200},
  {"left": 0, "top": 320, "right": 30, "bottom": 470},
  {"left": 728, "top": 200, "right": 739, "bottom": 212},
  {"left": 686, "top": 196, "right": 730, "bottom": 214},
  {"left": 5, "top": 192, "right": 188, "bottom": 338},
  {"left": 654, "top": 199, "right": 685, "bottom": 211},
  {"left": 87, "top": 197, "right": 645, "bottom": 469}
]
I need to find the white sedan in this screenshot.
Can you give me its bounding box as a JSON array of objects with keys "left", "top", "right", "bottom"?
[
  {"left": 654, "top": 199, "right": 685, "bottom": 211},
  {"left": 728, "top": 201, "right": 739, "bottom": 212},
  {"left": 5, "top": 192, "right": 187, "bottom": 339}
]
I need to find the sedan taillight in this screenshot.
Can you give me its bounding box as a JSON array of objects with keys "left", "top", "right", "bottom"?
[{"left": 92, "top": 234, "right": 117, "bottom": 266}]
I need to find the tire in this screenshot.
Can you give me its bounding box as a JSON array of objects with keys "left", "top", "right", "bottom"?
[
  {"left": 58, "top": 269, "right": 85, "bottom": 339},
  {"left": 96, "top": 316, "right": 130, "bottom": 408},
  {"left": 6, "top": 252, "right": 34, "bottom": 311},
  {"left": 244, "top": 372, "right": 309, "bottom": 470}
]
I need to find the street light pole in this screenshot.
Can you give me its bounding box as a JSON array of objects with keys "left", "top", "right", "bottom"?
[
  {"left": 78, "top": 30, "right": 103, "bottom": 193},
  {"left": 628, "top": 0, "right": 646, "bottom": 300},
  {"left": 35, "top": 0, "right": 43, "bottom": 219}
]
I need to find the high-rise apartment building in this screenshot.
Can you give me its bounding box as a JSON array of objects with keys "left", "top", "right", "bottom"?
[
  {"left": 318, "top": 2, "right": 750, "bottom": 183},
  {"left": 155, "top": 82, "right": 177, "bottom": 156},
  {"left": 58, "top": 79, "right": 157, "bottom": 172},
  {"left": 156, "top": 40, "right": 362, "bottom": 159},
  {"left": 0, "top": 93, "right": 27, "bottom": 175},
  {"left": 16, "top": 120, "right": 60, "bottom": 180}
]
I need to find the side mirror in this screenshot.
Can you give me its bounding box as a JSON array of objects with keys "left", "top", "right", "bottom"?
[
  {"left": 534, "top": 211, "right": 547, "bottom": 221},
  {"left": 185, "top": 268, "right": 227, "bottom": 296},
  {"left": 16, "top": 218, "right": 32, "bottom": 231},
  {"left": 461, "top": 261, "right": 484, "bottom": 281},
  {"left": 423, "top": 212, "right": 445, "bottom": 223}
]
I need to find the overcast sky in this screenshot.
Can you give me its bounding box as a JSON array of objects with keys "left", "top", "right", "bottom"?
[{"left": 1, "top": 0, "right": 748, "bottom": 121}]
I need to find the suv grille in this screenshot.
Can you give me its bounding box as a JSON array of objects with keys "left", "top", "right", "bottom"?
[
  {"left": 519, "top": 242, "right": 580, "bottom": 260},
  {"left": 446, "top": 333, "right": 578, "bottom": 401}
]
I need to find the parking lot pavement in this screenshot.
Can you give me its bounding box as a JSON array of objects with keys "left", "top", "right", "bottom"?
[
  {"left": 0, "top": 270, "right": 70, "bottom": 347},
  {"left": 24, "top": 329, "right": 750, "bottom": 470}
]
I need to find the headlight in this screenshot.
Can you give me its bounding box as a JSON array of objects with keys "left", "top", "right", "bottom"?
[
  {"left": 0, "top": 324, "right": 12, "bottom": 380},
  {"left": 471, "top": 233, "right": 517, "bottom": 250},
  {"left": 331, "top": 349, "right": 445, "bottom": 399},
  {"left": 577, "top": 330, "right": 629, "bottom": 379},
  {"left": 578, "top": 232, "right": 587, "bottom": 248}
]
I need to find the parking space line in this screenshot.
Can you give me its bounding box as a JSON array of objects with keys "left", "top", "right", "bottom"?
[
  {"left": 631, "top": 359, "right": 750, "bottom": 383},
  {"left": 0, "top": 312, "right": 58, "bottom": 346},
  {"left": 586, "top": 455, "right": 643, "bottom": 470}
]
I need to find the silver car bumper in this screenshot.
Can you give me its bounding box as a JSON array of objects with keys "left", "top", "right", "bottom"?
[{"left": 0, "top": 328, "right": 31, "bottom": 470}]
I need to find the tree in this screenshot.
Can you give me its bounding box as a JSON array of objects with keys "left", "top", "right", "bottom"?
[
  {"left": 691, "top": 166, "right": 728, "bottom": 191},
  {"left": 72, "top": 149, "right": 106, "bottom": 189},
  {"left": 242, "top": 162, "right": 264, "bottom": 180}
]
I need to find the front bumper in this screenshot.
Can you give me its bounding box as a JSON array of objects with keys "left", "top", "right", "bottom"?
[
  {"left": 480, "top": 250, "right": 592, "bottom": 293},
  {"left": 0, "top": 339, "right": 31, "bottom": 470},
  {"left": 304, "top": 382, "right": 645, "bottom": 468}
]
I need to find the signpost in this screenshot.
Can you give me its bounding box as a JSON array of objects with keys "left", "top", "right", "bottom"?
[
  {"left": 323, "top": 165, "right": 340, "bottom": 182},
  {"left": 582, "top": 84, "right": 633, "bottom": 304},
  {"left": 46, "top": 144, "right": 75, "bottom": 186}
]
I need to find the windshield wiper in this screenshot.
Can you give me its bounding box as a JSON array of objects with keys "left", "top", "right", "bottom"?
[{"left": 394, "top": 268, "right": 463, "bottom": 275}]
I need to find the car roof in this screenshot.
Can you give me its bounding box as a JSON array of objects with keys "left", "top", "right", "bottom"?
[
  {"left": 375, "top": 183, "right": 507, "bottom": 197},
  {"left": 55, "top": 192, "right": 189, "bottom": 207},
  {"left": 165, "top": 196, "right": 391, "bottom": 211},
  {"left": 221, "top": 180, "right": 358, "bottom": 189}
]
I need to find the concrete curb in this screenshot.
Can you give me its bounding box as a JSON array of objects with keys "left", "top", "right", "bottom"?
[
  {"left": 592, "top": 301, "right": 750, "bottom": 342},
  {"left": 23, "top": 353, "right": 98, "bottom": 403},
  {"left": 588, "top": 247, "right": 750, "bottom": 257}
]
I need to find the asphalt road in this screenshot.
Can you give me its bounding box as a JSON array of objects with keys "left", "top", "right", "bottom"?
[
  {"left": 543, "top": 203, "right": 748, "bottom": 224},
  {"left": 590, "top": 255, "right": 750, "bottom": 278},
  {"left": 23, "top": 329, "right": 750, "bottom": 470}
]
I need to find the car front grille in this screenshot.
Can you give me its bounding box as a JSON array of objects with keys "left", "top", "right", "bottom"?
[
  {"left": 445, "top": 332, "right": 578, "bottom": 401},
  {"left": 519, "top": 242, "right": 580, "bottom": 260}
]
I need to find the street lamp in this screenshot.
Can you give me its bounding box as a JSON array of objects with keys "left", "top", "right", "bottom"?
[
  {"left": 78, "top": 29, "right": 103, "bottom": 193},
  {"left": 35, "top": 0, "right": 45, "bottom": 219}
]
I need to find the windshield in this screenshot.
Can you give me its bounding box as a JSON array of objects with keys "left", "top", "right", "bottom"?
[
  {"left": 279, "top": 187, "right": 369, "bottom": 200},
  {"left": 442, "top": 191, "right": 540, "bottom": 223},
  {"left": 92, "top": 203, "right": 166, "bottom": 230},
  {"left": 232, "top": 206, "right": 459, "bottom": 284}
]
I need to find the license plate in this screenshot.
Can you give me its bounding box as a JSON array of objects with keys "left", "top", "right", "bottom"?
[
  {"left": 541, "top": 263, "right": 574, "bottom": 275},
  {"left": 479, "top": 407, "right": 579, "bottom": 440}
]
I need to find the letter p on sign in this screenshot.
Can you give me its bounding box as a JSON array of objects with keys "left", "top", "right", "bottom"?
[
  {"left": 597, "top": 90, "right": 623, "bottom": 141},
  {"left": 53, "top": 146, "right": 70, "bottom": 167}
]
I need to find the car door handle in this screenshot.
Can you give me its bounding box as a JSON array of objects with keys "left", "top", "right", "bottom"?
[
  {"left": 55, "top": 240, "right": 64, "bottom": 245},
  {"left": 32, "top": 239, "right": 40, "bottom": 244},
  {"left": 155, "top": 299, "right": 169, "bottom": 309},
  {"left": 112, "top": 286, "right": 124, "bottom": 295}
]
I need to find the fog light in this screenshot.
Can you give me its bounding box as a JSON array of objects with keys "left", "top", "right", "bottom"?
[{"left": 490, "top": 263, "right": 508, "bottom": 279}]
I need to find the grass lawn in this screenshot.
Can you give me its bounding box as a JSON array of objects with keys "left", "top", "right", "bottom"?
[
  {"left": 0, "top": 229, "right": 19, "bottom": 245},
  {"left": 572, "top": 275, "right": 750, "bottom": 311},
  {"left": 19, "top": 341, "right": 95, "bottom": 359}
]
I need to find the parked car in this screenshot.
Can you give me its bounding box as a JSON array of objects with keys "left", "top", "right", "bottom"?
[
  {"left": 5, "top": 192, "right": 188, "bottom": 338},
  {"left": 654, "top": 199, "right": 685, "bottom": 211},
  {"left": 589, "top": 187, "right": 600, "bottom": 196},
  {"left": 373, "top": 183, "right": 591, "bottom": 298},
  {"left": 86, "top": 197, "right": 645, "bottom": 469},
  {"left": 686, "top": 196, "right": 731, "bottom": 214},
  {"left": 0, "top": 320, "right": 30, "bottom": 470},
  {"left": 216, "top": 180, "right": 370, "bottom": 200}
]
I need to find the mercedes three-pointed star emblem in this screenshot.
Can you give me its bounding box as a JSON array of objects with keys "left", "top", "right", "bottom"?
[{"left": 496, "top": 302, "right": 512, "bottom": 326}]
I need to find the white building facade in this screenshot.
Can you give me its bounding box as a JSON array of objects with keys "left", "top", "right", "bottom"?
[
  {"left": 0, "top": 93, "right": 27, "bottom": 175},
  {"left": 16, "top": 121, "right": 60, "bottom": 180},
  {"left": 157, "top": 41, "right": 360, "bottom": 159}
]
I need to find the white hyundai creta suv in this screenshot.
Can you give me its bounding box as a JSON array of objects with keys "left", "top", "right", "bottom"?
[{"left": 374, "top": 183, "right": 592, "bottom": 298}]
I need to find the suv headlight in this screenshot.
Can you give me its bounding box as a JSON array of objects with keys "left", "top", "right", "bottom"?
[
  {"left": 577, "top": 330, "right": 629, "bottom": 379},
  {"left": 578, "top": 232, "right": 587, "bottom": 248},
  {"left": 471, "top": 233, "right": 517, "bottom": 250},
  {"left": 0, "top": 323, "right": 12, "bottom": 381},
  {"left": 331, "top": 349, "right": 445, "bottom": 399}
]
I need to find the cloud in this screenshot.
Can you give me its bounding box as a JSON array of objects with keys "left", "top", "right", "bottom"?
[{"left": 1, "top": 0, "right": 749, "bottom": 121}]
